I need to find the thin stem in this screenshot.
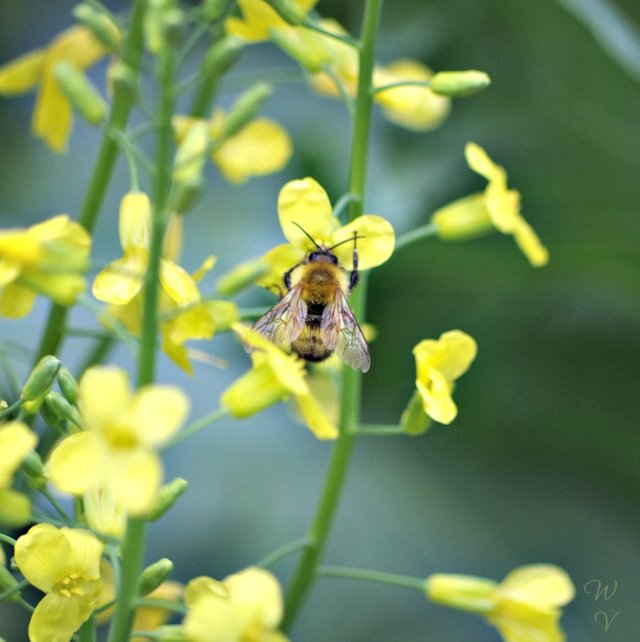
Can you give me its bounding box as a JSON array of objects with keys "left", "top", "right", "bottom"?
[
  {"left": 134, "top": 597, "right": 188, "bottom": 614},
  {"left": 0, "top": 342, "right": 21, "bottom": 399},
  {"left": 281, "top": 0, "right": 382, "bottom": 631},
  {"left": 0, "top": 579, "right": 28, "bottom": 603},
  {"left": 0, "top": 533, "right": 16, "bottom": 546},
  {"left": 162, "top": 406, "right": 230, "bottom": 450},
  {"left": 40, "top": 489, "right": 73, "bottom": 523},
  {"left": 357, "top": 424, "right": 403, "bottom": 435},
  {"left": 395, "top": 222, "right": 438, "bottom": 251},
  {"left": 0, "top": 399, "right": 22, "bottom": 421},
  {"left": 318, "top": 566, "right": 426, "bottom": 592},
  {"left": 372, "top": 79, "right": 432, "bottom": 94},
  {"left": 257, "top": 538, "right": 311, "bottom": 569},
  {"left": 302, "top": 19, "right": 360, "bottom": 47}
]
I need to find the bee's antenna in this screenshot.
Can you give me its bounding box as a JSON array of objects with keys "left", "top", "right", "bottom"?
[
  {"left": 327, "top": 233, "right": 366, "bottom": 252},
  {"left": 292, "top": 222, "right": 322, "bottom": 250}
]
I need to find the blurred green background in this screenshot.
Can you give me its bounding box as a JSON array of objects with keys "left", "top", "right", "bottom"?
[{"left": 1, "top": 0, "right": 639, "bottom": 640}]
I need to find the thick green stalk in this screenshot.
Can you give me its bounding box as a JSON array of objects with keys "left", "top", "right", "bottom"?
[
  {"left": 33, "top": 0, "right": 147, "bottom": 365},
  {"left": 281, "top": 0, "right": 382, "bottom": 631}
]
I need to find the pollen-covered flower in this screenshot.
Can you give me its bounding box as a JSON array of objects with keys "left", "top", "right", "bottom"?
[
  {"left": 432, "top": 143, "right": 549, "bottom": 267},
  {"left": 426, "top": 564, "right": 575, "bottom": 642},
  {"left": 413, "top": 330, "right": 477, "bottom": 425},
  {"left": 47, "top": 366, "right": 189, "bottom": 515},
  {"left": 93, "top": 193, "right": 222, "bottom": 374},
  {"left": 221, "top": 324, "right": 337, "bottom": 439},
  {"left": 0, "top": 215, "right": 91, "bottom": 318},
  {"left": 0, "top": 421, "right": 37, "bottom": 525},
  {"left": 173, "top": 110, "right": 291, "bottom": 184},
  {"left": 257, "top": 177, "right": 395, "bottom": 288},
  {"left": 0, "top": 26, "right": 113, "bottom": 152},
  {"left": 14, "top": 523, "right": 104, "bottom": 642},
  {"left": 173, "top": 567, "right": 287, "bottom": 642}
]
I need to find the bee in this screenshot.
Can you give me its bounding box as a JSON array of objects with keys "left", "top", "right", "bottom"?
[{"left": 250, "top": 224, "right": 370, "bottom": 372}]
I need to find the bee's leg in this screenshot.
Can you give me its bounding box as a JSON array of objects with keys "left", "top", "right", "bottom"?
[
  {"left": 284, "top": 262, "right": 301, "bottom": 291},
  {"left": 349, "top": 231, "right": 359, "bottom": 291}
]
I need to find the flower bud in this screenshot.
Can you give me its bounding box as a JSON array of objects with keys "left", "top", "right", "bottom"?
[
  {"left": 201, "top": 36, "right": 244, "bottom": 83},
  {"left": 21, "top": 356, "right": 60, "bottom": 414},
  {"left": 217, "top": 83, "right": 273, "bottom": 141},
  {"left": 147, "top": 478, "right": 188, "bottom": 521},
  {"left": 54, "top": 62, "right": 107, "bottom": 124},
  {"left": 139, "top": 558, "right": 174, "bottom": 596},
  {"left": 431, "top": 193, "right": 494, "bottom": 241},
  {"left": 264, "top": 0, "right": 306, "bottom": 25},
  {"left": 426, "top": 573, "right": 497, "bottom": 613},
  {"left": 202, "top": 0, "right": 229, "bottom": 22},
  {"left": 109, "top": 61, "right": 138, "bottom": 100},
  {"left": 73, "top": 3, "right": 121, "bottom": 50},
  {"left": 400, "top": 390, "right": 432, "bottom": 436},
  {"left": 146, "top": 1, "right": 184, "bottom": 53},
  {"left": 171, "top": 121, "right": 210, "bottom": 214},
  {"left": 430, "top": 70, "right": 490, "bottom": 97},
  {"left": 0, "top": 489, "right": 31, "bottom": 526},
  {"left": 43, "top": 392, "right": 83, "bottom": 430},
  {"left": 208, "top": 301, "right": 239, "bottom": 332},
  {"left": 57, "top": 367, "right": 78, "bottom": 405},
  {"left": 216, "top": 258, "right": 271, "bottom": 296},
  {"left": 270, "top": 26, "right": 330, "bottom": 72},
  {"left": 21, "top": 451, "right": 46, "bottom": 490}
]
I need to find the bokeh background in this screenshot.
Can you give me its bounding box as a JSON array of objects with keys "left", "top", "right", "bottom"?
[{"left": 1, "top": 0, "right": 639, "bottom": 640}]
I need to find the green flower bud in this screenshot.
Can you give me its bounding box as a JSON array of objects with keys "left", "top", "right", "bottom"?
[
  {"left": 217, "top": 83, "right": 273, "bottom": 141},
  {"left": 216, "top": 259, "right": 271, "bottom": 296},
  {"left": 431, "top": 193, "right": 494, "bottom": 241},
  {"left": 426, "top": 574, "right": 497, "bottom": 613},
  {"left": 264, "top": 0, "right": 306, "bottom": 25},
  {"left": 57, "top": 367, "right": 78, "bottom": 405},
  {"left": 54, "top": 62, "right": 107, "bottom": 124},
  {"left": 21, "top": 451, "right": 46, "bottom": 490},
  {"left": 139, "top": 558, "right": 174, "bottom": 596},
  {"left": 202, "top": 0, "right": 229, "bottom": 23},
  {"left": 21, "top": 356, "right": 60, "bottom": 414},
  {"left": 430, "top": 70, "right": 491, "bottom": 97},
  {"left": 43, "top": 392, "right": 83, "bottom": 431},
  {"left": 73, "top": 3, "right": 121, "bottom": 50},
  {"left": 400, "top": 390, "right": 432, "bottom": 436},
  {"left": 202, "top": 36, "right": 244, "bottom": 81},
  {"left": 147, "top": 478, "right": 188, "bottom": 521}
]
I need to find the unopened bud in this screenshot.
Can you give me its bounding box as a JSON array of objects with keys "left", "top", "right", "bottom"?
[
  {"left": 21, "top": 356, "right": 60, "bottom": 413},
  {"left": 109, "top": 61, "right": 138, "bottom": 100},
  {"left": 400, "top": 390, "right": 432, "bottom": 436},
  {"left": 431, "top": 194, "right": 494, "bottom": 241},
  {"left": 172, "top": 121, "right": 210, "bottom": 214},
  {"left": 270, "top": 26, "right": 330, "bottom": 72},
  {"left": 430, "top": 70, "right": 490, "bottom": 97},
  {"left": 147, "top": 478, "right": 188, "bottom": 521},
  {"left": 216, "top": 259, "right": 270, "bottom": 296},
  {"left": 139, "top": 558, "right": 174, "bottom": 596},
  {"left": 73, "top": 4, "right": 121, "bottom": 50},
  {"left": 202, "top": 36, "right": 244, "bottom": 82},
  {"left": 43, "top": 392, "right": 83, "bottom": 430},
  {"left": 21, "top": 451, "right": 46, "bottom": 489},
  {"left": 54, "top": 62, "right": 107, "bottom": 124},
  {"left": 146, "top": 1, "right": 184, "bottom": 53},
  {"left": 264, "top": 0, "right": 306, "bottom": 25},
  {"left": 57, "top": 367, "right": 78, "bottom": 405},
  {"left": 426, "top": 573, "right": 497, "bottom": 613},
  {"left": 202, "top": 0, "right": 229, "bottom": 22},
  {"left": 217, "top": 83, "right": 272, "bottom": 141}
]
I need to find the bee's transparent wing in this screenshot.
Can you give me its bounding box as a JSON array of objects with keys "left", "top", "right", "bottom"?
[
  {"left": 249, "top": 283, "right": 307, "bottom": 350},
  {"left": 321, "top": 288, "right": 371, "bottom": 372}
]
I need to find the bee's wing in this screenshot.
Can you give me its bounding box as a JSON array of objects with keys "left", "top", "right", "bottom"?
[
  {"left": 249, "top": 283, "right": 307, "bottom": 349},
  {"left": 321, "top": 288, "right": 371, "bottom": 373}
]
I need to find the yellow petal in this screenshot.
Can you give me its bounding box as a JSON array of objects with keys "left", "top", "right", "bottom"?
[
  {"left": 192, "top": 254, "right": 216, "bottom": 283},
  {"left": 0, "top": 488, "right": 32, "bottom": 526},
  {"left": 499, "top": 565, "right": 575, "bottom": 608},
  {"left": 93, "top": 249, "right": 147, "bottom": 305},
  {"left": 133, "top": 581, "right": 183, "bottom": 634},
  {"left": 29, "top": 589, "right": 83, "bottom": 642},
  {"left": 32, "top": 63, "right": 73, "bottom": 153},
  {"left": 47, "top": 26, "right": 108, "bottom": 70},
  {"left": 130, "top": 386, "right": 189, "bottom": 446},
  {"left": 119, "top": 192, "right": 151, "bottom": 250},
  {"left": 163, "top": 214, "right": 184, "bottom": 263},
  {"left": 184, "top": 576, "right": 228, "bottom": 608},
  {"left": 294, "top": 392, "right": 338, "bottom": 439},
  {"left": 332, "top": 214, "right": 395, "bottom": 270},
  {"left": 172, "top": 114, "right": 203, "bottom": 144},
  {"left": 225, "top": 0, "right": 289, "bottom": 42},
  {"left": 513, "top": 219, "right": 549, "bottom": 267},
  {"left": 416, "top": 371, "right": 457, "bottom": 425},
  {"left": 47, "top": 432, "right": 103, "bottom": 496},
  {"left": 0, "top": 421, "right": 37, "bottom": 487},
  {"left": 277, "top": 178, "right": 337, "bottom": 246},
  {"left": 213, "top": 118, "right": 292, "bottom": 183},
  {"left": 255, "top": 243, "right": 305, "bottom": 289},
  {"left": 78, "top": 366, "right": 131, "bottom": 432},
  {"left": 160, "top": 259, "right": 200, "bottom": 305},
  {"left": 0, "top": 281, "right": 37, "bottom": 318},
  {"left": 465, "top": 141, "right": 507, "bottom": 186},
  {"left": 109, "top": 449, "right": 163, "bottom": 516},
  {"left": 414, "top": 330, "right": 477, "bottom": 383},
  {"left": 60, "top": 528, "right": 103, "bottom": 580},
  {"left": 0, "top": 49, "right": 45, "bottom": 94},
  {"left": 184, "top": 593, "right": 246, "bottom": 641}
]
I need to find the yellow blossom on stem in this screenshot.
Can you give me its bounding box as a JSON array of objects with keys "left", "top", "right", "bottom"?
[
  {"left": 93, "top": 193, "right": 221, "bottom": 374},
  {"left": 14, "top": 523, "right": 104, "bottom": 642},
  {"left": 413, "top": 330, "right": 477, "bottom": 425},
  {"left": 173, "top": 110, "right": 292, "bottom": 184},
  {"left": 173, "top": 567, "right": 287, "bottom": 641},
  {"left": 0, "top": 421, "right": 37, "bottom": 525},
  {"left": 432, "top": 143, "right": 549, "bottom": 267},
  {"left": 0, "top": 215, "right": 91, "bottom": 318},
  {"left": 0, "top": 26, "right": 111, "bottom": 152},
  {"left": 221, "top": 324, "right": 337, "bottom": 439},
  {"left": 426, "top": 564, "right": 575, "bottom": 642},
  {"left": 47, "top": 366, "right": 189, "bottom": 515},
  {"left": 257, "top": 177, "right": 395, "bottom": 288}
]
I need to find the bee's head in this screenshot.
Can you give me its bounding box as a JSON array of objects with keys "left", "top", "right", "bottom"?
[{"left": 308, "top": 250, "right": 338, "bottom": 265}]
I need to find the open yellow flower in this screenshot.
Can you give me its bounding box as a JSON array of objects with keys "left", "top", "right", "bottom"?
[
  {"left": 176, "top": 568, "right": 287, "bottom": 642},
  {"left": 14, "top": 523, "right": 104, "bottom": 642},
  {"left": 221, "top": 324, "right": 337, "bottom": 439},
  {"left": 0, "top": 214, "right": 91, "bottom": 318},
  {"left": 427, "top": 564, "right": 575, "bottom": 642},
  {"left": 257, "top": 177, "right": 395, "bottom": 289},
  {"left": 173, "top": 110, "right": 291, "bottom": 184},
  {"left": 413, "top": 330, "right": 477, "bottom": 425},
  {"left": 47, "top": 366, "right": 189, "bottom": 515},
  {"left": 432, "top": 143, "right": 549, "bottom": 267},
  {"left": 0, "top": 26, "right": 111, "bottom": 152},
  {"left": 0, "top": 421, "right": 37, "bottom": 525},
  {"left": 93, "top": 193, "right": 221, "bottom": 374}
]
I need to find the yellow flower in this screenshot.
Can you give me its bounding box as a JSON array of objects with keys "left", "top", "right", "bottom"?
[
  {"left": 225, "top": 0, "right": 317, "bottom": 42},
  {"left": 0, "top": 215, "right": 91, "bottom": 318},
  {"left": 427, "top": 564, "right": 575, "bottom": 642},
  {"left": 174, "top": 110, "right": 292, "bottom": 184},
  {"left": 0, "top": 421, "right": 37, "bottom": 525},
  {"left": 432, "top": 143, "right": 549, "bottom": 267},
  {"left": 178, "top": 568, "right": 287, "bottom": 642},
  {"left": 14, "top": 523, "right": 104, "bottom": 642},
  {"left": 258, "top": 177, "right": 395, "bottom": 288},
  {"left": 221, "top": 324, "right": 337, "bottom": 439},
  {"left": 0, "top": 26, "right": 110, "bottom": 152},
  {"left": 83, "top": 486, "right": 126, "bottom": 540},
  {"left": 47, "top": 366, "right": 189, "bottom": 515},
  {"left": 413, "top": 330, "right": 477, "bottom": 425},
  {"left": 92, "top": 193, "right": 220, "bottom": 374}
]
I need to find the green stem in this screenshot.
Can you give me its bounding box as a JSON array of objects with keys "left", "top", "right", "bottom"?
[
  {"left": 357, "top": 423, "right": 403, "bottom": 435},
  {"left": 372, "top": 79, "right": 432, "bottom": 94},
  {"left": 32, "top": 0, "right": 147, "bottom": 366},
  {"left": 0, "top": 579, "right": 28, "bottom": 603},
  {"left": 257, "top": 537, "right": 311, "bottom": 569},
  {"left": 0, "top": 533, "right": 17, "bottom": 546},
  {"left": 76, "top": 335, "right": 115, "bottom": 375},
  {"left": 281, "top": 0, "right": 382, "bottom": 631},
  {"left": 0, "top": 399, "right": 22, "bottom": 421},
  {"left": 318, "top": 566, "right": 426, "bottom": 592},
  {"left": 162, "top": 406, "right": 229, "bottom": 450},
  {"left": 395, "top": 222, "right": 438, "bottom": 251},
  {"left": 77, "top": 617, "right": 96, "bottom": 642},
  {"left": 134, "top": 597, "right": 188, "bottom": 614}
]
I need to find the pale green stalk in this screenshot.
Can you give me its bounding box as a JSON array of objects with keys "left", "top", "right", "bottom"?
[
  {"left": 319, "top": 566, "right": 426, "bottom": 592},
  {"left": 281, "top": 0, "right": 382, "bottom": 631}
]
